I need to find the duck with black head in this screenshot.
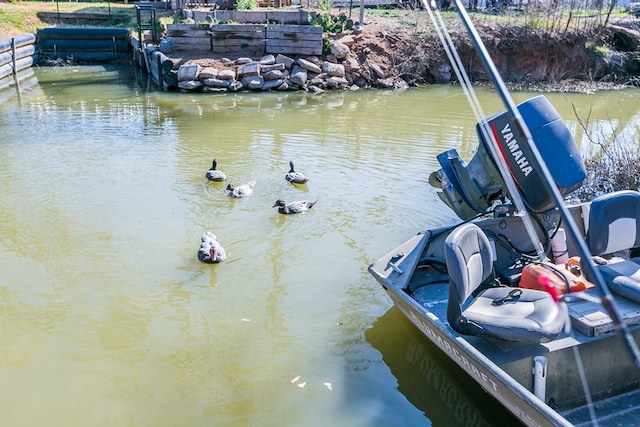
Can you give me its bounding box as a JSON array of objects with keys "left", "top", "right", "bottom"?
[
  {"left": 205, "top": 158, "right": 226, "bottom": 182},
  {"left": 197, "top": 232, "right": 226, "bottom": 263},
  {"left": 272, "top": 198, "right": 318, "bottom": 214},
  {"left": 285, "top": 161, "right": 309, "bottom": 184}
]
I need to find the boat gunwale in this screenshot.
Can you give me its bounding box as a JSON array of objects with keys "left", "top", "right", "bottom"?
[{"left": 374, "top": 262, "right": 575, "bottom": 427}]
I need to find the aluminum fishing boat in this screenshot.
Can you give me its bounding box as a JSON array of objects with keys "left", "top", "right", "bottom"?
[{"left": 368, "top": 93, "right": 640, "bottom": 426}]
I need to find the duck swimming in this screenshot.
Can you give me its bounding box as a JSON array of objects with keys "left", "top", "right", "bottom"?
[
  {"left": 205, "top": 158, "right": 226, "bottom": 182},
  {"left": 226, "top": 180, "right": 255, "bottom": 198},
  {"left": 197, "top": 232, "right": 226, "bottom": 263},
  {"left": 272, "top": 198, "right": 318, "bottom": 214},
  {"left": 285, "top": 161, "right": 309, "bottom": 184}
]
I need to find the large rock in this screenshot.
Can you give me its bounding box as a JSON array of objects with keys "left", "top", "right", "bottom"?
[
  {"left": 199, "top": 67, "right": 217, "bottom": 80},
  {"left": 368, "top": 61, "right": 386, "bottom": 79},
  {"left": 261, "top": 63, "right": 285, "bottom": 73},
  {"left": 241, "top": 75, "right": 264, "bottom": 90},
  {"left": 343, "top": 58, "right": 361, "bottom": 73},
  {"left": 297, "top": 58, "right": 322, "bottom": 74},
  {"left": 217, "top": 69, "right": 236, "bottom": 80},
  {"left": 290, "top": 65, "right": 308, "bottom": 86},
  {"left": 237, "top": 62, "right": 260, "bottom": 78},
  {"left": 203, "top": 86, "right": 228, "bottom": 93},
  {"left": 178, "top": 80, "right": 203, "bottom": 90},
  {"left": 276, "top": 54, "right": 295, "bottom": 69},
  {"left": 329, "top": 41, "right": 350, "bottom": 59},
  {"left": 262, "top": 79, "right": 284, "bottom": 90},
  {"left": 202, "top": 78, "right": 231, "bottom": 88},
  {"left": 228, "top": 80, "right": 243, "bottom": 91},
  {"left": 262, "top": 69, "right": 285, "bottom": 81},
  {"left": 322, "top": 61, "right": 345, "bottom": 78},
  {"left": 259, "top": 54, "right": 276, "bottom": 65},
  {"left": 329, "top": 76, "right": 349, "bottom": 87},
  {"left": 177, "top": 64, "right": 201, "bottom": 82}
]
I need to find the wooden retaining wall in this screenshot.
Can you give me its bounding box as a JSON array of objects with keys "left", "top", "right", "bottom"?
[
  {"left": 0, "top": 34, "right": 38, "bottom": 81},
  {"left": 36, "top": 11, "right": 130, "bottom": 25},
  {"left": 166, "top": 23, "right": 323, "bottom": 56},
  {"left": 188, "top": 10, "right": 313, "bottom": 24}
]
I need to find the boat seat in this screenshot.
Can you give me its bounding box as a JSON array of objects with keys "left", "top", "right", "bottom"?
[
  {"left": 583, "top": 190, "right": 640, "bottom": 303},
  {"left": 444, "top": 223, "right": 566, "bottom": 343}
]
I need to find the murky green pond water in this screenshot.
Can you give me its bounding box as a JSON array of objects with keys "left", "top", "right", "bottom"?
[{"left": 1, "top": 66, "right": 639, "bottom": 426}]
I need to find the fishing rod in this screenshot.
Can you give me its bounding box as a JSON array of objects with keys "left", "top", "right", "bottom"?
[
  {"left": 422, "top": 1, "right": 547, "bottom": 263},
  {"left": 440, "top": 0, "right": 640, "bottom": 370}
]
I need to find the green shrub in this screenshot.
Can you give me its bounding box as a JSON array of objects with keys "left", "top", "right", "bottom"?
[{"left": 236, "top": 0, "right": 256, "bottom": 10}]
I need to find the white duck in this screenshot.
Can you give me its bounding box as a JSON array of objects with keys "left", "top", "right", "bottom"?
[
  {"left": 226, "top": 180, "right": 256, "bottom": 198},
  {"left": 285, "top": 161, "right": 309, "bottom": 184},
  {"left": 272, "top": 198, "right": 318, "bottom": 214},
  {"left": 205, "top": 158, "right": 226, "bottom": 182},
  {"left": 197, "top": 232, "right": 226, "bottom": 263}
]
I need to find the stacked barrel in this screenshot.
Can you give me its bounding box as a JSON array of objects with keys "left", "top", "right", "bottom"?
[
  {"left": 37, "top": 27, "right": 130, "bottom": 62},
  {"left": 0, "top": 34, "right": 38, "bottom": 81}
]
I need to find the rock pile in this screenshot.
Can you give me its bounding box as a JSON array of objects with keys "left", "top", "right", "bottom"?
[{"left": 174, "top": 38, "right": 409, "bottom": 93}]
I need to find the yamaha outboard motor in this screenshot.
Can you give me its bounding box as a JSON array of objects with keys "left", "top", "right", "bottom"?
[{"left": 429, "top": 95, "right": 586, "bottom": 220}]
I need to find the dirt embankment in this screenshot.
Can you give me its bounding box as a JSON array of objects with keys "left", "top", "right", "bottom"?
[{"left": 346, "top": 13, "right": 640, "bottom": 88}]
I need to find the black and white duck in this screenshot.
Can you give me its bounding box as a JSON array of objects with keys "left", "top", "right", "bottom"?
[
  {"left": 272, "top": 198, "right": 318, "bottom": 214},
  {"left": 197, "top": 232, "right": 226, "bottom": 263},
  {"left": 205, "top": 158, "right": 226, "bottom": 182},
  {"left": 285, "top": 161, "right": 309, "bottom": 184},
  {"left": 226, "top": 180, "right": 256, "bottom": 198}
]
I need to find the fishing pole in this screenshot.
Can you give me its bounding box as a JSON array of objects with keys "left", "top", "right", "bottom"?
[
  {"left": 441, "top": 0, "right": 640, "bottom": 370},
  {"left": 422, "top": 0, "right": 547, "bottom": 263}
]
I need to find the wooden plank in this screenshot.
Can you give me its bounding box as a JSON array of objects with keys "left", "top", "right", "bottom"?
[
  {"left": 209, "top": 28, "right": 266, "bottom": 43},
  {"left": 209, "top": 32, "right": 264, "bottom": 42},
  {"left": 266, "top": 24, "right": 322, "bottom": 34},
  {"left": 166, "top": 29, "right": 211, "bottom": 38},
  {"left": 192, "top": 10, "right": 312, "bottom": 24},
  {"left": 171, "top": 39, "right": 211, "bottom": 48},
  {"left": 219, "top": 11, "right": 267, "bottom": 23},
  {"left": 211, "top": 39, "right": 265, "bottom": 48},
  {"left": 265, "top": 44, "right": 322, "bottom": 56},
  {"left": 267, "top": 32, "right": 323, "bottom": 42},
  {"left": 266, "top": 39, "right": 321, "bottom": 49},
  {"left": 266, "top": 26, "right": 322, "bottom": 43},
  {"left": 36, "top": 11, "right": 129, "bottom": 23},
  {"left": 332, "top": 0, "right": 398, "bottom": 4},
  {"left": 212, "top": 24, "right": 266, "bottom": 32},
  {"left": 264, "top": 11, "right": 311, "bottom": 24}
]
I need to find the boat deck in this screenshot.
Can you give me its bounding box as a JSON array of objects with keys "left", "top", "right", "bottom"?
[
  {"left": 562, "top": 388, "right": 640, "bottom": 426},
  {"left": 371, "top": 219, "right": 640, "bottom": 425},
  {"left": 406, "top": 272, "right": 640, "bottom": 420}
]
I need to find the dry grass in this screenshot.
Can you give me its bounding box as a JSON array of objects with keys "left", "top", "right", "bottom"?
[{"left": 0, "top": 1, "right": 147, "bottom": 38}]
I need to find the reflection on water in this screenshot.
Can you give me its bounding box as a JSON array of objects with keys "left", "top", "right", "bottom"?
[
  {"left": 365, "top": 308, "right": 523, "bottom": 427},
  {"left": 0, "top": 66, "right": 639, "bottom": 426}
]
